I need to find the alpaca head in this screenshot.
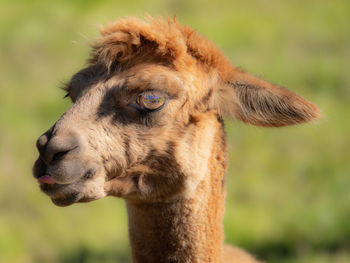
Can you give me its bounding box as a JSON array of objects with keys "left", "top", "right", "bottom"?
[{"left": 33, "top": 17, "right": 319, "bottom": 206}]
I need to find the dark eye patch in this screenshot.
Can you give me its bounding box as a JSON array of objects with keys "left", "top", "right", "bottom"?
[{"left": 96, "top": 86, "right": 168, "bottom": 127}]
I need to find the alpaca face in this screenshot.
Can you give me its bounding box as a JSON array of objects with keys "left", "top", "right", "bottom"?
[
  {"left": 32, "top": 63, "right": 215, "bottom": 206},
  {"left": 33, "top": 17, "right": 319, "bottom": 206}
]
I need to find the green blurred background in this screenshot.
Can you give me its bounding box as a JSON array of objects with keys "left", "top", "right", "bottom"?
[{"left": 1, "top": 0, "right": 349, "bottom": 262}]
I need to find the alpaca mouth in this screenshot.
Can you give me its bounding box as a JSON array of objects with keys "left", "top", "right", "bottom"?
[
  {"left": 38, "top": 177, "right": 70, "bottom": 197},
  {"left": 33, "top": 155, "right": 97, "bottom": 188},
  {"left": 36, "top": 172, "right": 71, "bottom": 192},
  {"left": 38, "top": 174, "right": 56, "bottom": 185},
  {"left": 33, "top": 157, "right": 104, "bottom": 206},
  {"left": 37, "top": 177, "right": 81, "bottom": 206}
]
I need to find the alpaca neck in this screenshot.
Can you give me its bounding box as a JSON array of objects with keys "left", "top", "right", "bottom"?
[
  {"left": 125, "top": 160, "right": 226, "bottom": 263},
  {"left": 125, "top": 114, "right": 228, "bottom": 263}
]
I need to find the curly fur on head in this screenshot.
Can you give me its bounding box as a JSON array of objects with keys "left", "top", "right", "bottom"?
[{"left": 89, "top": 16, "right": 232, "bottom": 77}]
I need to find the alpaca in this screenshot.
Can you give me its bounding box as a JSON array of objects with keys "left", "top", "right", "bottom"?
[{"left": 33, "top": 17, "right": 320, "bottom": 263}]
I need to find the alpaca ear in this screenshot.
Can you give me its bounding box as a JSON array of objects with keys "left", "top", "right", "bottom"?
[{"left": 214, "top": 71, "right": 320, "bottom": 127}]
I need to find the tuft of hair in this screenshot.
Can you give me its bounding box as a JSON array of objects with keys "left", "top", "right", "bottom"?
[{"left": 89, "top": 16, "right": 232, "bottom": 76}]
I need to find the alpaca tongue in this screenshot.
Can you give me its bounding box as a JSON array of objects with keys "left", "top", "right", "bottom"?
[{"left": 38, "top": 175, "right": 56, "bottom": 185}]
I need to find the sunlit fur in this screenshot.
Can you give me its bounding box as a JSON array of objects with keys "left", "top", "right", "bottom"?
[{"left": 33, "top": 16, "right": 320, "bottom": 263}]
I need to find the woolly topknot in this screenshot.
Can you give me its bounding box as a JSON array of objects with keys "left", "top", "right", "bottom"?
[{"left": 89, "top": 16, "right": 232, "bottom": 76}]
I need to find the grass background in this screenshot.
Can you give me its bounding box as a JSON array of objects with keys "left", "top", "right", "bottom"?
[{"left": 1, "top": 0, "right": 349, "bottom": 262}]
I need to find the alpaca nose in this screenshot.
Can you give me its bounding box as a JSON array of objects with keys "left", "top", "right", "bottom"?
[{"left": 36, "top": 129, "right": 81, "bottom": 165}]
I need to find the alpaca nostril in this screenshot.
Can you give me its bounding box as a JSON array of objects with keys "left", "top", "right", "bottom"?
[
  {"left": 36, "top": 127, "right": 82, "bottom": 165},
  {"left": 47, "top": 143, "right": 79, "bottom": 164},
  {"left": 38, "top": 137, "right": 80, "bottom": 165},
  {"left": 51, "top": 149, "right": 71, "bottom": 163}
]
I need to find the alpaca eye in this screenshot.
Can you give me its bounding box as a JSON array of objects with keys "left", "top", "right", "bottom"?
[{"left": 137, "top": 92, "right": 165, "bottom": 110}]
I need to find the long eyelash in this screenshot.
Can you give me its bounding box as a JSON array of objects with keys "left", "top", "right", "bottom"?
[{"left": 59, "top": 81, "right": 71, "bottom": 99}]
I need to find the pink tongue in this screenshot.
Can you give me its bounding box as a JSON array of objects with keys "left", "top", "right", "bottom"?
[{"left": 38, "top": 175, "right": 56, "bottom": 185}]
